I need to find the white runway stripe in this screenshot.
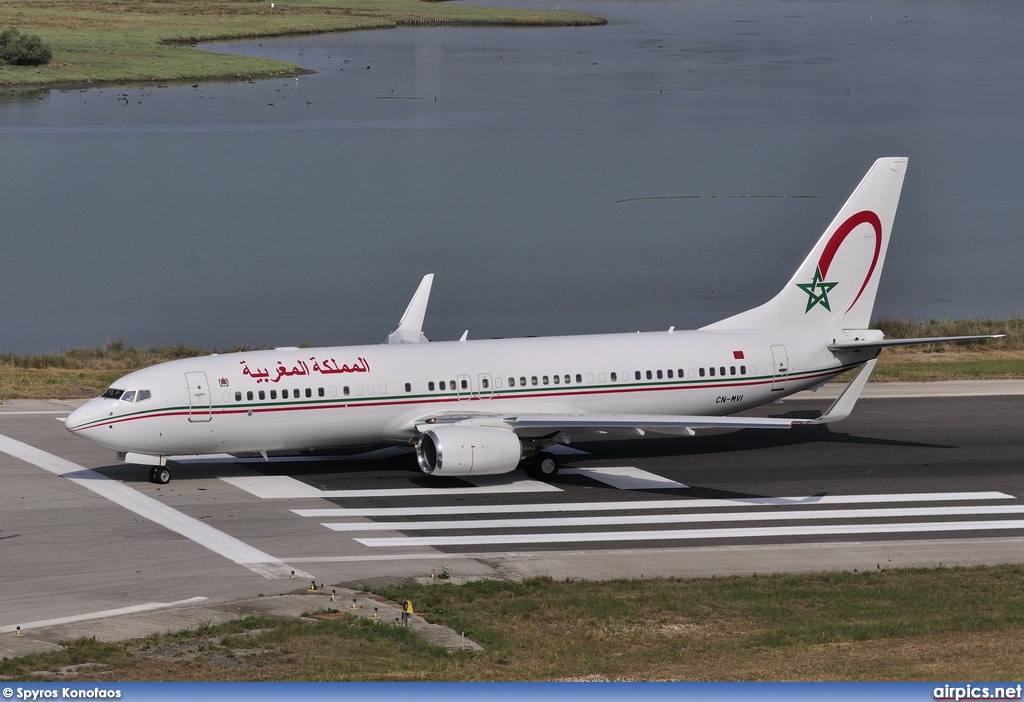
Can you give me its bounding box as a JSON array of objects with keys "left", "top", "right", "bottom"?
[
  {"left": 356, "top": 520, "right": 1024, "bottom": 547},
  {"left": 322, "top": 504, "right": 1024, "bottom": 532},
  {"left": 293, "top": 491, "right": 1014, "bottom": 518},
  {"left": 562, "top": 466, "right": 687, "bottom": 489},
  {"left": 222, "top": 474, "right": 562, "bottom": 498},
  {"left": 7, "top": 597, "right": 209, "bottom": 632},
  {"left": 0, "top": 434, "right": 311, "bottom": 580}
]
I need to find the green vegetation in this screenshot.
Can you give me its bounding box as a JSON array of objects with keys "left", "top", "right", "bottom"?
[
  {"left": 0, "top": 0, "right": 604, "bottom": 88},
  {"left": 867, "top": 316, "right": 1023, "bottom": 381},
  {"left": 1, "top": 317, "right": 1020, "bottom": 400},
  {"left": 4, "top": 566, "right": 1024, "bottom": 680},
  {"left": 0, "top": 27, "right": 53, "bottom": 66},
  {"left": 0, "top": 339, "right": 256, "bottom": 399}
]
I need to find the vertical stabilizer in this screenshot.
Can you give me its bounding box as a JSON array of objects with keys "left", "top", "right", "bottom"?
[{"left": 704, "top": 157, "right": 908, "bottom": 331}]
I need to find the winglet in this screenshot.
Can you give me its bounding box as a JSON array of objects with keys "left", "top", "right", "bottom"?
[
  {"left": 387, "top": 274, "right": 434, "bottom": 344},
  {"left": 804, "top": 358, "right": 877, "bottom": 425}
]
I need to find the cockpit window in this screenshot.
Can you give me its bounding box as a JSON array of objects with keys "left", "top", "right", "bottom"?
[
  {"left": 101, "top": 388, "right": 124, "bottom": 400},
  {"left": 137, "top": 390, "right": 151, "bottom": 402},
  {"left": 121, "top": 390, "right": 137, "bottom": 403}
]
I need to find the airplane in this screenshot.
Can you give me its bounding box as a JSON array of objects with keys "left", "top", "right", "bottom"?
[{"left": 64, "top": 157, "right": 1001, "bottom": 485}]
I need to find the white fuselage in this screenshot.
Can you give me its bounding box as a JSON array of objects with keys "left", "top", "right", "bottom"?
[{"left": 64, "top": 328, "right": 862, "bottom": 457}]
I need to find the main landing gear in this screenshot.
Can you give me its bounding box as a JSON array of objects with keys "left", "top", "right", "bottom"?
[
  {"left": 524, "top": 451, "right": 559, "bottom": 480},
  {"left": 148, "top": 466, "right": 171, "bottom": 485}
]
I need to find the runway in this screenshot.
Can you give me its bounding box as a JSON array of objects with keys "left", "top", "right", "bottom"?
[{"left": 2, "top": 383, "right": 1023, "bottom": 641}]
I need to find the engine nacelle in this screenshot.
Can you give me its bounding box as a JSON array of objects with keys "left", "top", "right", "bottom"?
[{"left": 416, "top": 424, "right": 522, "bottom": 477}]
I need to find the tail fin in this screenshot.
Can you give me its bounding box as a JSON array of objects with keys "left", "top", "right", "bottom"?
[{"left": 704, "top": 157, "right": 908, "bottom": 331}]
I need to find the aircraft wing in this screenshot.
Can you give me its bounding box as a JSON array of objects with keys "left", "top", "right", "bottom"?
[
  {"left": 423, "top": 359, "right": 878, "bottom": 437},
  {"left": 503, "top": 413, "right": 805, "bottom": 438}
]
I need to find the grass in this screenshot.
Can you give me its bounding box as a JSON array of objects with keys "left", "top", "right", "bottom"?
[
  {"left": 0, "top": 0, "right": 605, "bottom": 88},
  {"left": 4, "top": 566, "right": 1024, "bottom": 680},
  {"left": 2, "top": 318, "right": 1020, "bottom": 400}
]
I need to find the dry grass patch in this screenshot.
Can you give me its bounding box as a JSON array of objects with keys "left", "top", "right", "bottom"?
[{"left": 5, "top": 567, "right": 1024, "bottom": 681}]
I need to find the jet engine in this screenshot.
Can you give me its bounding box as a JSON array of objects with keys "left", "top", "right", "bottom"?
[{"left": 415, "top": 424, "right": 522, "bottom": 477}]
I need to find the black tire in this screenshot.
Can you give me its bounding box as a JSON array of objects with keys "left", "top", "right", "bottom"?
[
  {"left": 148, "top": 466, "right": 159, "bottom": 483},
  {"left": 155, "top": 467, "right": 171, "bottom": 485},
  {"left": 525, "top": 451, "right": 559, "bottom": 479}
]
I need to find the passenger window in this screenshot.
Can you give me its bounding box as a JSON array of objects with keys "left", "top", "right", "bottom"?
[
  {"left": 405, "top": 383, "right": 412, "bottom": 392},
  {"left": 720, "top": 367, "right": 726, "bottom": 376},
  {"left": 635, "top": 371, "right": 641, "bottom": 380},
  {"left": 318, "top": 388, "right": 325, "bottom": 397},
  {"left": 429, "top": 381, "right": 436, "bottom": 391},
  {"left": 235, "top": 392, "right": 242, "bottom": 402},
  {"left": 656, "top": 370, "right": 663, "bottom": 379},
  {"left": 343, "top": 386, "right": 350, "bottom": 396},
  {"left": 730, "top": 366, "right": 736, "bottom": 376},
  {"left": 460, "top": 379, "right": 468, "bottom": 390},
  {"left": 247, "top": 391, "right": 254, "bottom": 401},
  {"left": 740, "top": 365, "right": 747, "bottom": 375},
  {"left": 609, "top": 373, "right": 616, "bottom": 382},
  {"left": 508, "top": 377, "right": 516, "bottom": 387},
  {"left": 552, "top": 375, "right": 559, "bottom": 385},
  {"left": 667, "top": 369, "right": 674, "bottom": 379},
  {"left": 270, "top": 390, "right": 277, "bottom": 400},
  {"left": 259, "top": 390, "right": 266, "bottom": 400},
  {"left": 282, "top": 389, "right": 289, "bottom": 399},
  {"left": 699, "top": 368, "right": 706, "bottom": 377},
  {"left": 646, "top": 370, "right": 653, "bottom": 380},
  {"left": 542, "top": 376, "right": 549, "bottom": 385},
  {"left": 520, "top": 377, "right": 527, "bottom": 387},
  {"left": 531, "top": 376, "right": 539, "bottom": 386},
  {"left": 439, "top": 381, "right": 446, "bottom": 391},
  {"left": 481, "top": 378, "right": 489, "bottom": 389},
  {"left": 305, "top": 388, "right": 312, "bottom": 398}
]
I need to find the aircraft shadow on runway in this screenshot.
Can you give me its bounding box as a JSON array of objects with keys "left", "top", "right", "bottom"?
[
  {"left": 80, "top": 423, "right": 954, "bottom": 489},
  {"left": 567, "top": 422, "right": 954, "bottom": 460}
]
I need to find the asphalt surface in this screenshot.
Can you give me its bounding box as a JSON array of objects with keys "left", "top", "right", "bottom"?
[{"left": 2, "top": 381, "right": 1023, "bottom": 657}]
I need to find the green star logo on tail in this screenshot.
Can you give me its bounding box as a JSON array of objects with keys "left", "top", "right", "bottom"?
[{"left": 796, "top": 266, "right": 838, "bottom": 312}]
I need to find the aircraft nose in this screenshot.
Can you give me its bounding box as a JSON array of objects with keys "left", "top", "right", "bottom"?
[
  {"left": 64, "top": 399, "right": 103, "bottom": 433},
  {"left": 64, "top": 404, "right": 86, "bottom": 432}
]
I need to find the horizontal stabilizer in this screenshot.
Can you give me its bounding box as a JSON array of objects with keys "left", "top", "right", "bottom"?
[{"left": 829, "top": 334, "right": 1004, "bottom": 351}]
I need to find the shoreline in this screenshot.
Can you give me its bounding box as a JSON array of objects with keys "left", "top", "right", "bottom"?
[{"left": 0, "top": 1, "right": 606, "bottom": 89}]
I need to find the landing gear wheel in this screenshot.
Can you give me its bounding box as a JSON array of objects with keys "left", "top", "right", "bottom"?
[
  {"left": 525, "top": 451, "right": 559, "bottom": 480},
  {"left": 149, "top": 466, "right": 171, "bottom": 484}
]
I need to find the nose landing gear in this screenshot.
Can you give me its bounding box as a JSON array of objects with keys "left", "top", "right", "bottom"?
[{"left": 148, "top": 466, "right": 171, "bottom": 484}]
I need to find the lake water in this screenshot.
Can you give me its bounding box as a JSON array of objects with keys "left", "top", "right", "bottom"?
[{"left": 2, "top": 0, "right": 1023, "bottom": 353}]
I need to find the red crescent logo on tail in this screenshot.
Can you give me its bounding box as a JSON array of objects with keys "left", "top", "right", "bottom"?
[{"left": 816, "top": 210, "right": 882, "bottom": 314}]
